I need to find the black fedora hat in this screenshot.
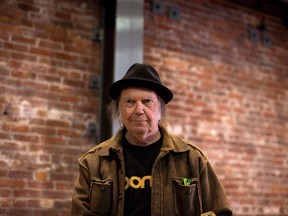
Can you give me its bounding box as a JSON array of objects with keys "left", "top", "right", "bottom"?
[{"left": 108, "top": 63, "right": 173, "bottom": 104}]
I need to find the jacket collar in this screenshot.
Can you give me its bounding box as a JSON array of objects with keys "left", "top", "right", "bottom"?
[
  {"left": 159, "top": 126, "right": 190, "bottom": 153},
  {"left": 98, "top": 125, "right": 190, "bottom": 156}
]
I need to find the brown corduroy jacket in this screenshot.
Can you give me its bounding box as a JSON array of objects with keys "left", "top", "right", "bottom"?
[{"left": 71, "top": 126, "right": 233, "bottom": 216}]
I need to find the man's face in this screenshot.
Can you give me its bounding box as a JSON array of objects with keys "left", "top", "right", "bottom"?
[{"left": 119, "top": 87, "right": 160, "bottom": 142}]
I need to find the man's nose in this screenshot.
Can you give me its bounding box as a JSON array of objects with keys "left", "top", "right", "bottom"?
[{"left": 134, "top": 101, "right": 144, "bottom": 114}]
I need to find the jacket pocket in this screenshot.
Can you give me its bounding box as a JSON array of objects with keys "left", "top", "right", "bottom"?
[
  {"left": 173, "top": 177, "right": 201, "bottom": 216},
  {"left": 89, "top": 177, "right": 113, "bottom": 215}
]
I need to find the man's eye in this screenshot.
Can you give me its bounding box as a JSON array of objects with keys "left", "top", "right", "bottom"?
[
  {"left": 125, "top": 100, "right": 135, "bottom": 106},
  {"left": 142, "top": 99, "right": 153, "bottom": 106}
]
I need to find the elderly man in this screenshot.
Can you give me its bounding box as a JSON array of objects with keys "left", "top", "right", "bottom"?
[{"left": 71, "top": 63, "right": 233, "bottom": 216}]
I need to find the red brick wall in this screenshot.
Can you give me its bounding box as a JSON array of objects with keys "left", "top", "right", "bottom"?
[
  {"left": 144, "top": 0, "right": 288, "bottom": 215},
  {"left": 0, "top": 0, "right": 287, "bottom": 215},
  {"left": 0, "top": 1, "right": 100, "bottom": 215}
]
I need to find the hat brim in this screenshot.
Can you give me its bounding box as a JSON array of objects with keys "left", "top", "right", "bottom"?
[{"left": 109, "top": 79, "right": 173, "bottom": 104}]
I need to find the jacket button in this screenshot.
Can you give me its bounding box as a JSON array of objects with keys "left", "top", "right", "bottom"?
[
  {"left": 119, "top": 194, "right": 123, "bottom": 200},
  {"left": 187, "top": 188, "right": 193, "bottom": 195},
  {"left": 100, "top": 186, "right": 105, "bottom": 191}
]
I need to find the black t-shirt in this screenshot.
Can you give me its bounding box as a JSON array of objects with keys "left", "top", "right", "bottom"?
[{"left": 123, "top": 135, "right": 162, "bottom": 216}]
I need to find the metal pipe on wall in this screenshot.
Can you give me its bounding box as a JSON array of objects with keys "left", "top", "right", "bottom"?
[{"left": 99, "top": 0, "right": 144, "bottom": 142}]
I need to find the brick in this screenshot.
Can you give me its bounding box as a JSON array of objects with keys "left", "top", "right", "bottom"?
[
  {"left": 34, "top": 171, "right": 49, "bottom": 181},
  {"left": 54, "top": 51, "right": 78, "bottom": 62},
  {"left": 57, "top": 128, "right": 81, "bottom": 138},
  {"left": 64, "top": 43, "right": 94, "bottom": 54},
  {"left": 41, "top": 134, "right": 66, "bottom": 144},
  {"left": 31, "top": 126, "right": 56, "bottom": 136},
  {"left": 39, "top": 40, "right": 63, "bottom": 50},
  {"left": 0, "top": 65, "right": 10, "bottom": 76},
  {"left": 13, "top": 134, "right": 39, "bottom": 143},
  {"left": 13, "top": 189, "right": 41, "bottom": 198},
  {"left": 30, "top": 47, "right": 53, "bottom": 57},
  {"left": 9, "top": 170, "right": 33, "bottom": 180},
  {"left": 11, "top": 35, "right": 36, "bottom": 45},
  {"left": 11, "top": 69, "right": 36, "bottom": 79},
  {"left": 14, "top": 199, "right": 29, "bottom": 209},
  {"left": 46, "top": 102, "right": 71, "bottom": 112},
  {"left": 48, "top": 85, "right": 71, "bottom": 94},
  {"left": 0, "top": 179, "right": 26, "bottom": 188},
  {"left": 41, "top": 190, "right": 70, "bottom": 199},
  {"left": 18, "top": 3, "right": 40, "bottom": 12},
  {"left": 46, "top": 119, "right": 70, "bottom": 128},
  {"left": 3, "top": 42, "right": 29, "bottom": 52},
  {"left": 53, "top": 11, "right": 71, "bottom": 20},
  {"left": 38, "top": 74, "right": 61, "bottom": 83},
  {"left": 11, "top": 52, "right": 37, "bottom": 62},
  {"left": 0, "top": 169, "right": 9, "bottom": 177},
  {"left": 0, "top": 141, "right": 26, "bottom": 151},
  {"left": 73, "top": 105, "right": 96, "bottom": 114},
  {"left": 56, "top": 182, "right": 74, "bottom": 190},
  {"left": 28, "top": 181, "right": 53, "bottom": 189},
  {"left": 50, "top": 173, "right": 75, "bottom": 182},
  {"left": 63, "top": 78, "right": 85, "bottom": 88},
  {"left": 2, "top": 123, "right": 29, "bottom": 133},
  {"left": 0, "top": 189, "right": 11, "bottom": 197},
  {"left": 0, "top": 132, "right": 11, "bottom": 139},
  {"left": 0, "top": 198, "right": 13, "bottom": 208}
]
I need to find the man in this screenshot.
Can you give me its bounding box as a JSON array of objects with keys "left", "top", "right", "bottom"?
[{"left": 71, "top": 63, "right": 233, "bottom": 216}]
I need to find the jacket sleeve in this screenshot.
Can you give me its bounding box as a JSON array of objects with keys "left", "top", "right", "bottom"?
[
  {"left": 199, "top": 161, "right": 233, "bottom": 216},
  {"left": 71, "top": 163, "right": 96, "bottom": 216}
]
